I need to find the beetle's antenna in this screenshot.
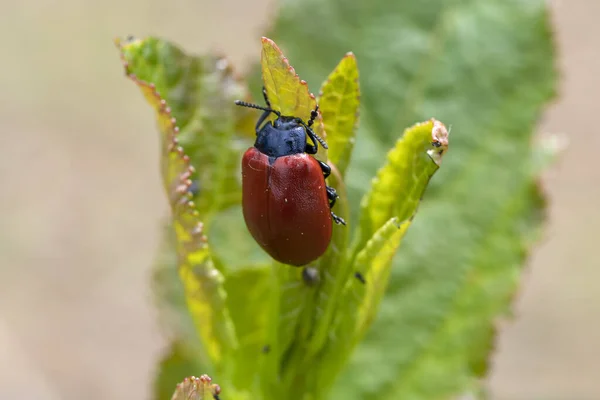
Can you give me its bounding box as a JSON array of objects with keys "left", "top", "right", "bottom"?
[
  {"left": 296, "top": 105, "right": 329, "bottom": 149},
  {"left": 234, "top": 100, "right": 281, "bottom": 117},
  {"left": 307, "top": 106, "right": 319, "bottom": 127},
  {"left": 299, "top": 120, "right": 329, "bottom": 150},
  {"left": 314, "top": 132, "right": 328, "bottom": 149},
  {"left": 304, "top": 105, "right": 328, "bottom": 149}
]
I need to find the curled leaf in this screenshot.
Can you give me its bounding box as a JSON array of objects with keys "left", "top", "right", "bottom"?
[
  {"left": 357, "top": 118, "right": 448, "bottom": 254},
  {"left": 116, "top": 36, "right": 253, "bottom": 217},
  {"left": 116, "top": 39, "right": 237, "bottom": 371}
]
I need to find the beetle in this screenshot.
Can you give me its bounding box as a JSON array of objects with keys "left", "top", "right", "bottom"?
[{"left": 235, "top": 87, "right": 345, "bottom": 266}]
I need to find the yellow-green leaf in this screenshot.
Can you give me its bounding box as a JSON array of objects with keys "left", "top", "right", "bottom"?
[
  {"left": 310, "top": 217, "right": 410, "bottom": 396},
  {"left": 117, "top": 65, "right": 237, "bottom": 373},
  {"left": 318, "top": 53, "right": 360, "bottom": 177},
  {"left": 223, "top": 266, "right": 272, "bottom": 391},
  {"left": 260, "top": 37, "right": 326, "bottom": 158},
  {"left": 301, "top": 119, "right": 447, "bottom": 397},
  {"left": 116, "top": 36, "right": 253, "bottom": 217},
  {"left": 353, "top": 219, "right": 410, "bottom": 338},
  {"left": 356, "top": 119, "right": 449, "bottom": 253}
]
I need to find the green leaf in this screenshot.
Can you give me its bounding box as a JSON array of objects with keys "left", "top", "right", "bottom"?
[
  {"left": 116, "top": 36, "right": 254, "bottom": 219},
  {"left": 267, "top": 1, "right": 557, "bottom": 399},
  {"left": 300, "top": 119, "right": 447, "bottom": 397},
  {"left": 223, "top": 267, "right": 272, "bottom": 391},
  {"left": 309, "top": 218, "right": 409, "bottom": 397},
  {"left": 151, "top": 226, "right": 194, "bottom": 344},
  {"left": 317, "top": 53, "right": 360, "bottom": 177},
  {"left": 209, "top": 206, "right": 273, "bottom": 270},
  {"left": 353, "top": 219, "right": 409, "bottom": 338},
  {"left": 115, "top": 48, "right": 238, "bottom": 374},
  {"left": 350, "top": 118, "right": 448, "bottom": 342},
  {"left": 356, "top": 119, "right": 448, "bottom": 254},
  {"left": 151, "top": 226, "right": 215, "bottom": 400}
]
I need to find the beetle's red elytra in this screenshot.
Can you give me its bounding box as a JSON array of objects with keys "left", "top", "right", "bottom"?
[{"left": 235, "top": 87, "right": 345, "bottom": 266}]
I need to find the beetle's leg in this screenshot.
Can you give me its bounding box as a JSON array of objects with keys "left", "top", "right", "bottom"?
[
  {"left": 262, "top": 86, "right": 272, "bottom": 108},
  {"left": 305, "top": 129, "right": 319, "bottom": 154},
  {"left": 305, "top": 143, "right": 318, "bottom": 154},
  {"left": 326, "top": 183, "right": 346, "bottom": 225},
  {"left": 326, "top": 186, "right": 338, "bottom": 208},
  {"left": 317, "top": 160, "right": 331, "bottom": 179},
  {"left": 331, "top": 211, "right": 346, "bottom": 225}
]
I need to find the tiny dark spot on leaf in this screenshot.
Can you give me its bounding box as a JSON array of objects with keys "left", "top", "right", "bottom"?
[
  {"left": 354, "top": 272, "right": 366, "bottom": 284},
  {"left": 302, "top": 267, "right": 320, "bottom": 286}
]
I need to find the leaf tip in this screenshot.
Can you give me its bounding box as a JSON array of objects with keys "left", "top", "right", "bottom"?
[
  {"left": 340, "top": 52, "right": 359, "bottom": 80},
  {"left": 171, "top": 374, "right": 221, "bottom": 400},
  {"left": 114, "top": 35, "right": 143, "bottom": 52},
  {"left": 261, "top": 36, "right": 283, "bottom": 57},
  {"left": 427, "top": 118, "right": 449, "bottom": 166}
]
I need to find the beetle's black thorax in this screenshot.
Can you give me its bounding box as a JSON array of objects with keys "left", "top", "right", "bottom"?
[{"left": 254, "top": 116, "right": 306, "bottom": 159}]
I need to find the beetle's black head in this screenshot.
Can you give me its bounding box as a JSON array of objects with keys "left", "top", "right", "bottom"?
[
  {"left": 234, "top": 100, "right": 310, "bottom": 158},
  {"left": 255, "top": 116, "right": 307, "bottom": 158},
  {"left": 273, "top": 115, "right": 302, "bottom": 130},
  {"left": 234, "top": 98, "right": 327, "bottom": 160}
]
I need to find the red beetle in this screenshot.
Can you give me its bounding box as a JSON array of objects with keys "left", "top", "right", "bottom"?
[{"left": 235, "top": 88, "right": 345, "bottom": 266}]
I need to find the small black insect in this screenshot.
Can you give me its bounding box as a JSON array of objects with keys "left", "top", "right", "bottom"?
[{"left": 354, "top": 272, "right": 366, "bottom": 284}]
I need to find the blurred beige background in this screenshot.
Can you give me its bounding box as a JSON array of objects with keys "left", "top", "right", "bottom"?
[{"left": 0, "top": 1, "right": 597, "bottom": 399}]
